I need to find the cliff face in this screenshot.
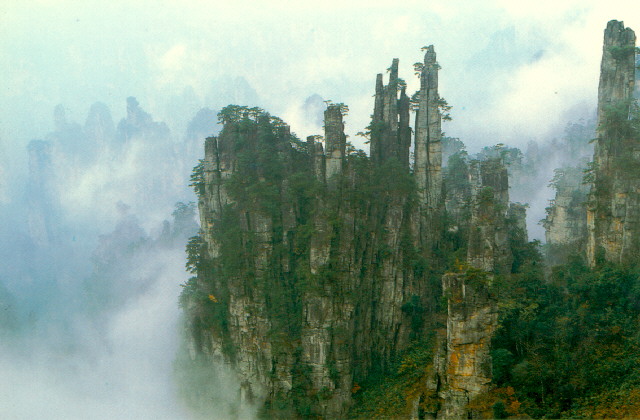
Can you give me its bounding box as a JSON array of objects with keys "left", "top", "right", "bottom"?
[
  {"left": 370, "top": 59, "right": 411, "bottom": 168},
  {"left": 587, "top": 20, "right": 639, "bottom": 266},
  {"left": 182, "top": 46, "right": 529, "bottom": 418},
  {"left": 429, "top": 157, "right": 514, "bottom": 419},
  {"left": 466, "top": 159, "right": 512, "bottom": 274},
  {"left": 414, "top": 46, "right": 444, "bottom": 248},
  {"left": 438, "top": 272, "right": 498, "bottom": 419},
  {"left": 184, "top": 51, "right": 446, "bottom": 418},
  {"left": 543, "top": 167, "right": 589, "bottom": 264}
]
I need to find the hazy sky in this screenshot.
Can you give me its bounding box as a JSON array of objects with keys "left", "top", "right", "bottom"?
[{"left": 2, "top": 0, "right": 639, "bottom": 154}]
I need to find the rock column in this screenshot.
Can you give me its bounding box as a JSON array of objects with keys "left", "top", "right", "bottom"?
[
  {"left": 414, "top": 46, "right": 444, "bottom": 248},
  {"left": 587, "top": 20, "right": 638, "bottom": 266},
  {"left": 369, "top": 59, "right": 412, "bottom": 168},
  {"left": 324, "top": 105, "right": 346, "bottom": 186},
  {"left": 414, "top": 46, "right": 443, "bottom": 213}
]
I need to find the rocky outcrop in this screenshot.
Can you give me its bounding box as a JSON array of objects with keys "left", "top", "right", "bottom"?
[
  {"left": 184, "top": 61, "right": 444, "bottom": 416},
  {"left": 543, "top": 167, "right": 589, "bottom": 264},
  {"left": 587, "top": 20, "right": 639, "bottom": 266},
  {"left": 324, "top": 105, "right": 346, "bottom": 184},
  {"left": 370, "top": 59, "right": 411, "bottom": 168},
  {"left": 84, "top": 102, "right": 116, "bottom": 150},
  {"left": 117, "top": 96, "right": 170, "bottom": 142},
  {"left": 415, "top": 46, "right": 443, "bottom": 215},
  {"left": 508, "top": 203, "right": 528, "bottom": 244},
  {"left": 183, "top": 46, "right": 516, "bottom": 419},
  {"left": 438, "top": 272, "right": 498, "bottom": 419},
  {"left": 467, "top": 159, "right": 512, "bottom": 274},
  {"left": 429, "top": 157, "right": 512, "bottom": 419},
  {"left": 414, "top": 46, "right": 444, "bottom": 250},
  {"left": 443, "top": 151, "right": 471, "bottom": 238}
]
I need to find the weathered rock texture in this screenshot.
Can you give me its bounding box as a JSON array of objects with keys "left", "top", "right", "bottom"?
[
  {"left": 414, "top": 46, "right": 443, "bottom": 211},
  {"left": 323, "top": 105, "right": 347, "bottom": 184},
  {"left": 429, "top": 158, "right": 510, "bottom": 419},
  {"left": 543, "top": 167, "right": 589, "bottom": 264},
  {"left": 443, "top": 151, "right": 472, "bottom": 243},
  {"left": 414, "top": 46, "right": 445, "bottom": 248},
  {"left": 184, "top": 85, "right": 443, "bottom": 416},
  {"left": 182, "top": 47, "right": 521, "bottom": 419},
  {"left": 370, "top": 59, "right": 412, "bottom": 168},
  {"left": 466, "top": 159, "right": 512, "bottom": 274},
  {"left": 437, "top": 272, "right": 498, "bottom": 419},
  {"left": 587, "top": 20, "right": 639, "bottom": 266}
]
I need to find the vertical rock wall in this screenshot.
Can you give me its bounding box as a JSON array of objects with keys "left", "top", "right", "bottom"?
[
  {"left": 184, "top": 45, "right": 515, "bottom": 419},
  {"left": 324, "top": 106, "right": 346, "bottom": 183},
  {"left": 466, "top": 159, "right": 512, "bottom": 274},
  {"left": 430, "top": 158, "right": 512, "bottom": 419},
  {"left": 587, "top": 20, "right": 639, "bottom": 266},
  {"left": 413, "top": 46, "right": 444, "bottom": 248},
  {"left": 543, "top": 167, "right": 589, "bottom": 264},
  {"left": 415, "top": 46, "right": 443, "bottom": 214},
  {"left": 438, "top": 273, "right": 498, "bottom": 419},
  {"left": 370, "top": 59, "right": 412, "bottom": 168},
  {"left": 186, "top": 93, "right": 440, "bottom": 417}
]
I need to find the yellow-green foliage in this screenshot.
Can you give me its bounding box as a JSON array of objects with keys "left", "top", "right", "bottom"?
[
  {"left": 570, "top": 388, "right": 640, "bottom": 419},
  {"left": 468, "top": 387, "right": 525, "bottom": 419},
  {"left": 349, "top": 340, "right": 439, "bottom": 418},
  {"left": 492, "top": 257, "right": 640, "bottom": 418}
]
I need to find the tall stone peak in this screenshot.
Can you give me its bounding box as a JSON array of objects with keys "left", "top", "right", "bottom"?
[
  {"left": 467, "top": 158, "right": 512, "bottom": 274},
  {"left": 117, "top": 97, "right": 170, "bottom": 142},
  {"left": 323, "top": 104, "right": 346, "bottom": 184},
  {"left": 84, "top": 102, "right": 116, "bottom": 147},
  {"left": 181, "top": 45, "right": 525, "bottom": 419},
  {"left": 543, "top": 166, "right": 589, "bottom": 264},
  {"left": 414, "top": 44, "right": 444, "bottom": 250},
  {"left": 369, "top": 58, "right": 410, "bottom": 167},
  {"left": 597, "top": 20, "right": 636, "bottom": 129},
  {"left": 587, "top": 20, "right": 638, "bottom": 266},
  {"left": 423, "top": 44, "right": 436, "bottom": 64}
]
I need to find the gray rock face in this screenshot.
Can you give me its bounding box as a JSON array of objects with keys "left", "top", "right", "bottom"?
[
  {"left": 370, "top": 59, "right": 411, "bottom": 168},
  {"left": 186, "top": 99, "right": 440, "bottom": 417},
  {"left": 437, "top": 273, "right": 498, "bottom": 419},
  {"left": 412, "top": 46, "right": 445, "bottom": 252},
  {"left": 185, "top": 46, "right": 516, "bottom": 419},
  {"left": 587, "top": 20, "right": 639, "bottom": 266},
  {"left": 324, "top": 105, "right": 346, "bottom": 184},
  {"left": 427, "top": 157, "right": 513, "bottom": 419},
  {"left": 307, "top": 135, "right": 326, "bottom": 182},
  {"left": 544, "top": 167, "right": 589, "bottom": 263},
  {"left": 415, "top": 46, "right": 443, "bottom": 215},
  {"left": 467, "top": 159, "right": 512, "bottom": 274}
]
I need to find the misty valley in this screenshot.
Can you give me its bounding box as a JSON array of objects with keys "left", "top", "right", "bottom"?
[{"left": 2, "top": 10, "right": 640, "bottom": 420}]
